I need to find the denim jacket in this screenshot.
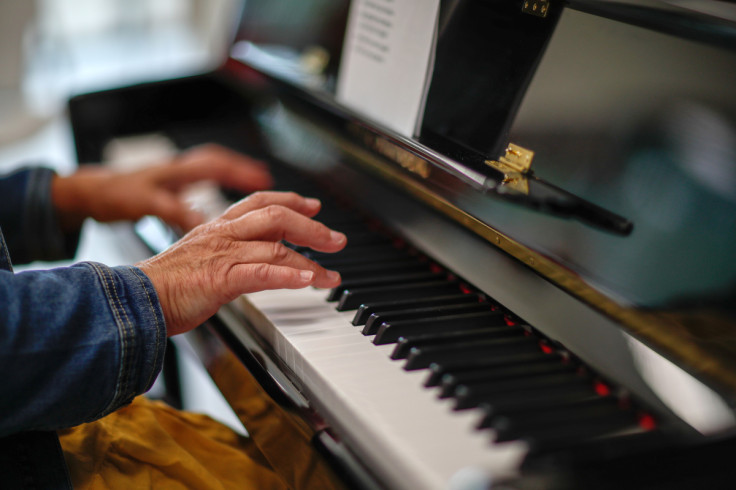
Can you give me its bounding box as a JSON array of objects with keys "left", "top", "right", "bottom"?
[{"left": 0, "top": 167, "right": 167, "bottom": 488}]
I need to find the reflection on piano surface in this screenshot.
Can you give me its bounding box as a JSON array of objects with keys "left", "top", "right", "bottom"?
[{"left": 69, "top": 0, "right": 736, "bottom": 488}]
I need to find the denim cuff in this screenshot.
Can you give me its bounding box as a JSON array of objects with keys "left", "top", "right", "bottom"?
[
  {"left": 0, "top": 167, "right": 80, "bottom": 264},
  {"left": 83, "top": 263, "right": 167, "bottom": 417},
  {"left": 26, "top": 168, "right": 81, "bottom": 261},
  {"left": 23, "top": 168, "right": 79, "bottom": 260}
]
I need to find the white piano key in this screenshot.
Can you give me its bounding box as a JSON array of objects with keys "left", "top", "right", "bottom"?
[{"left": 231, "top": 287, "right": 529, "bottom": 490}]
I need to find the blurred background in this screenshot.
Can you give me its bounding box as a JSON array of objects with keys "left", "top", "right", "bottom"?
[{"left": 0, "top": 0, "right": 240, "bottom": 170}]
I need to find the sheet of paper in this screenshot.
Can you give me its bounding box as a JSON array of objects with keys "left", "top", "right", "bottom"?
[{"left": 336, "top": 0, "right": 440, "bottom": 137}]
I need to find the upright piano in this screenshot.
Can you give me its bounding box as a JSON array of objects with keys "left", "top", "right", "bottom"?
[{"left": 69, "top": 0, "right": 736, "bottom": 488}]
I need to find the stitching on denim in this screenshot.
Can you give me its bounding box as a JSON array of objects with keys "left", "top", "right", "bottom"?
[
  {"left": 89, "top": 262, "right": 131, "bottom": 415},
  {"left": 102, "top": 265, "right": 135, "bottom": 404},
  {"left": 91, "top": 263, "right": 125, "bottom": 402},
  {"left": 130, "top": 266, "right": 164, "bottom": 390},
  {"left": 0, "top": 232, "right": 12, "bottom": 272}
]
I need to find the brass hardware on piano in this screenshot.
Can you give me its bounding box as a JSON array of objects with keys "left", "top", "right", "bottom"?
[
  {"left": 485, "top": 143, "right": 535, "bottom": 194},
  {"left": 478, "top": 142, "right": 634, "bottom": 235},
  {"left": 522, "top": 0, "right": 551, "bottom": 18},
  {"left": 499, "top": 143, "right": 535, "bottom": 174}
]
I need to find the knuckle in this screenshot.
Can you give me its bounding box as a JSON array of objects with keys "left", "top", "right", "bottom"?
[
  {"left": 251, "top": 263, "right": 275, "bottom": 283},
  {"left": 202, "top": 220, "right": 237, "bottom": 247},
  {"left": 205, "top": 218, "right": 227, "bottom": 234},
  {"left": 262, "top": 204, "right": 287, "bottom": 221},
  {"left": 270, "top": 242, "right": 290, "bottom": 262},
  {"left": 246, "top": 191, "right": 268, "bottom": 207}
]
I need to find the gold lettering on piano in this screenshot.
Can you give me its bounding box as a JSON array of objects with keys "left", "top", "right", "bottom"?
[
  {"left": 522, "top": 0, "right": 550, "bottom": 17},
  {"left": 365, "top": 133, "right": 431, "bottom": 179}
]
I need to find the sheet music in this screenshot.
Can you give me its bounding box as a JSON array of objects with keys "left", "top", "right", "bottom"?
[{"left": 336, "top": 0, "right": 440, "bottom": 137}]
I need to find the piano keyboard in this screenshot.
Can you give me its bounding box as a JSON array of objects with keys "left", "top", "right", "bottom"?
[{"left": 224, "top": 188, "right": 658, "bottom": 490}]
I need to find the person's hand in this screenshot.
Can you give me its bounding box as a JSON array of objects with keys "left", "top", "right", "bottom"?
[
  {"left": 51, "top": 144, "right": 273, "bottom": 232},
  {"left": 136, "top": 191, "right": 347, "bottom": 336}
]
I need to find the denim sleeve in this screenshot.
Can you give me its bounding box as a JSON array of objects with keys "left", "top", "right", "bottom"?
[
  {"left": 0, "top": 262, "right": 167, "bottom": 436},
  {"left": 0, "top": 167, "right": 80, "bottom": 264}
]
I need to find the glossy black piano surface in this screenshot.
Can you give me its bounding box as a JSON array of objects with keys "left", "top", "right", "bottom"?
[{"left": 69, "top": 0, "right": 736, "bottom": 488}]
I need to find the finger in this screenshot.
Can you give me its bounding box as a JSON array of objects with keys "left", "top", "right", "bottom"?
[
  {"left": 227, "top": 263, "right": 318, "bottom": 294},
  {"left": 228, "top": 205, "right": 347, "bottom": 252},
  {"left": 231, "top": 241, "right": 341, "bottom": 289},
  {"left": 221, "top": 191, "right": 322, "bottom": 220},
  {"left": 161, "top": 145, "right": 273, "bottom": 190}
]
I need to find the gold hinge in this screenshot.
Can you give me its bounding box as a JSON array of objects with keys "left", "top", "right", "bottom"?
[
  {"left": 485, "top": 143, "right": 535, "bottom": 194},
  {"left": 522, "top": 0, "right": 550, "bottom": 17},
  {"left": 499, "top": 143, "right": 534, "bottom": 174}
]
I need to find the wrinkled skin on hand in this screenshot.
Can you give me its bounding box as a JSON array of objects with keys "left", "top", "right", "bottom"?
[{"left": 137, "top": 191, "right": 346, "bottom": 337}]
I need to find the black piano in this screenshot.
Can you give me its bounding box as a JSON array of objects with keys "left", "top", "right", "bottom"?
[{"left": 69, "top": 0, "right": 736, "bottom": 488}]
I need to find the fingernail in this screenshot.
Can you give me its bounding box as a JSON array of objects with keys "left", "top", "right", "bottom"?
[
  {"left": 300, "top": 270, "right": 314, "bottom": 282},
  {"left": 305, "top": 198, "right": 321, "bottom": 208},
  {"left": 330, "top": 231, "right": 346, "bottom": 243},
  {"left": 326, "top": 270, "right": 340, "bottom": 282}
]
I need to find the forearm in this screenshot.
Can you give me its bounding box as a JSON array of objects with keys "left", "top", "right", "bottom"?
[{"left": 0, "top": 263, "right": 166, "bottom": 436}]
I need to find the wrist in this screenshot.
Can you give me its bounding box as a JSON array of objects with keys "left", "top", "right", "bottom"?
[{"left": 51, "top": 173, "right": 88, "bottom": 232}]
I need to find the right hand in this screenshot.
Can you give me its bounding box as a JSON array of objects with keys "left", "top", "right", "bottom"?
[
  {"left": 136, "top": 191, "right": 347, "bottom": 336},
  {"left": 52, "top": 144, "right": 273, "bottom": 232}
]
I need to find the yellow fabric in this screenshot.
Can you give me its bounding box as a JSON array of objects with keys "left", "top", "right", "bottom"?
[
  {"left": 58, "top": 396, "right": 289, "bottom": 490},
  {"left": 205, "top": 347, "right": 344, "bottom": 490}
]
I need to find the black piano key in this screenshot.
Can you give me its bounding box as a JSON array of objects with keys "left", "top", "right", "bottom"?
[
  {"left": 492, "top": 397, "right": 625, "bottom": 442},
  {"left": 319, "top": 222, "right": 368, "bottom": 234},
  {"left": 438, "top": 360, "right": 577, "bottom": 398},
  {"left": 337, "top": 280, "right": 463, "bottom": 311},
  {"left": 315, "top": 249, "right": 413, "bottom": 268},
  {"left": 523, "top": 414, "right": 641, "bottom": 454},
  {"left": 337, "top": 260, "right": 429, "bottom": 280},
  {"left": 481, "top": 394, "right": 615, "bottom": 431},
  {"left": 405, "top": 336, "right": 541, "bottom": 370},
  {"left": 352, "top": 293, "right": 483, "bottom": 326},
  {"left": 454, "top": 374, "right": 593, "bottom": 410},
  {"left": 391, "top": 326, "right": 523, "bottom": 360},
  {"left": 327, "top": 271, "right": 444, "bottom": 302},
  {"left": 336, "top": 231, "right": 392, "bottom": 247},
  {"left": 477, "top": 389, "right": 602, "bottom": 428},
  {"left": 313, "top": 208, "right": 364, "bottom": 226},
  {"left": 329, "top": 270, "right": 440, "bottom": 301},
  {"left": 424, "top": 352, "right": 561, "bottom": 387},
  {"left": 290, "top": 225, "right": 379, "bottom": 253},
  {"left": 363, "top": 302, "right": 495, "bottom": 335},
  {"left": 305, "top": 244, "right": 407, "bottom": 262},
  {"left": 373, "top": 311, "right": 504, "bottom": 345}
]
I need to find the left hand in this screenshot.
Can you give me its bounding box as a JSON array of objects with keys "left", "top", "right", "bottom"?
[{"left": 51, "top": 144, "right": 273, "bottom": 232}]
